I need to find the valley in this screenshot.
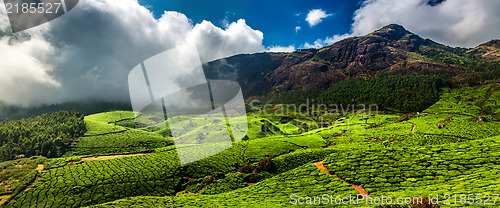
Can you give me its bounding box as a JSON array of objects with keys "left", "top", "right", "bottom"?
[{"left": 0, "top": 83, "right": 499, "bottom": 207}]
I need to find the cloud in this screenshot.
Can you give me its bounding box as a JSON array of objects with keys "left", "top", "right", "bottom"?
[
  {"left": 302, "top": 34, "right": 352, "bottom": 49},
  {"left": 350, "top": 0, "right": 500, "bottom": 47},
  {"left": 0, "top": 0, "right": 272, "bottom": 107},
  {"left": 189, "top": 19, "right": 264, "bottom": 63},
  {"left": 266, "top": 45, "right": 295, "bottom": 52},
  {"left": 295, "top": 26, "right": 301, "bottom": 33},
  {"left": 305, "top": 9, "right": 332, "bottom": 27},
  {"left": 302, "top": 41, "right": 323, "bottom": 49},
  {"left": 0, "top": 37, "right": 61, "bottom": 107},
  {"left": 303, "top": 0, "right": 500, "bottom": 48}
]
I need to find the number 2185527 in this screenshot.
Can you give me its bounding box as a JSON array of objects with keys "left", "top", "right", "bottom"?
[
  {"left": 5, "top": 2, "right": 62, "bottom": 14},
  {"left": 438, "top": 194, "right": 499, "bottom": 205}
]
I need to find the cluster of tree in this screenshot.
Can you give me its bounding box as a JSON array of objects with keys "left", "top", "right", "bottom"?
[
  {"left": 267, "top": 90, "right": 320, "bottom": 106},
  {"left": 316, "top": 74, "right": 443, "bottom": 112},
  {"left": 419, "top": 49, "right": 500, "bottom": 85},
  {"left": 0, "top": 111, "right": 86, "bottom": 162}
]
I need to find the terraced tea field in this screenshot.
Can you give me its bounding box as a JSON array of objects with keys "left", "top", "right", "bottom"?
[
  {"left": 2, "top": 84, "right": 500, "bottom": 207},
  {"left": 64, "top": 111, "right": 174, "bottom": 157}
]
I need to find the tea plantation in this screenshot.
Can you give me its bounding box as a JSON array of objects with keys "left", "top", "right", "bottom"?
[{"left": 1, "top": 84, "right": 500, "bottom": 207}]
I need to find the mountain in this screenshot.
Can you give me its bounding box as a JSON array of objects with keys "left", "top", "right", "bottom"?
[
  {"left": 2, "top": 25, "right": 499, "bottom": 120},
  {"left": 469, "top": 39, "right": 500, "bottom": 61},
  {"left": 203, "top": 24, "right": 500, "bottom": 108}
]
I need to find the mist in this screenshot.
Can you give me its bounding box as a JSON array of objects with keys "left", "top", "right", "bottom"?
[
  {"left": 0, "top": 0, "right": 268, "bottom": 108},
  {"left": 304, "top": 0, "right": 500, "bottom": 48}
]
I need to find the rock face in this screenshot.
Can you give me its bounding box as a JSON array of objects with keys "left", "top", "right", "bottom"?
[
  {"left": 202, "top": 24, "right": 494, "bottom": 102},
  {"left": 203, "top": 53, "right": 287, "bottom": 98},
  {"left": 317, "top": 24, "right": 431, "bottom": 72}
]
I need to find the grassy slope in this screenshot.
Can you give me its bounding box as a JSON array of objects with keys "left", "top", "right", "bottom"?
[
  {"left": 64, "top": 111, "right": 173, "bottom": 157},
  {"left": 0, "top": 157, "right": 46, "bottom": 206},
  {"left": 3, "top": 84, "right": 500, "bottom": 207},
  {"left": 92, "top": 85, "right": 500, "bottom": 207},
  {"left": 3, "top": 111, "right": 332, "bottom": 207}
]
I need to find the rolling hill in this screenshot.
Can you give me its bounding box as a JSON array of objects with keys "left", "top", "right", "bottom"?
[{"left": 1, "top": 24, "right": 500, "bottom": 207}]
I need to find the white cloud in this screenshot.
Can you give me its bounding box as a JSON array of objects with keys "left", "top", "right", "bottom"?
[
  {"left": 189, "top": 19, "right": 265, "bottom": 63},
  {"left": 266, "top": 45, "right": 295, "bottom": 52},
  {"left": 0, "top": 0, "right": 268, "bottom": 107},
  {"left": 305, "top": 9, "right": 332, "bottom": 27},
  {"left": 302, "top": 34, "right": 352, "bottom": 49},
  {"left": 350, "top": 0, "right": 500, "bottom": 47},
  {"left": 295, "top": 26, "right": 301, "bottom": 33},
  {"left": 0, "top": 37, "right": 61, "bottom": 107},
  {"left": 304, "top": 0, "right": 500, "bottom": 48},
  {"left": 302, "top": 41, "right": 324, "bottom": 49}
]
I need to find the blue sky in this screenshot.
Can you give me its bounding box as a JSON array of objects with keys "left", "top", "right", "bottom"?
[{"left": 138, "top": 0, "right": 362, "bottom": 48}]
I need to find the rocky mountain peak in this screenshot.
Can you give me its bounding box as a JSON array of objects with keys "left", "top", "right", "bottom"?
[
  {"left": 204, "top": 24, "right": 495, "bottom": 102},
  {"left": 371, "top": 24, "right": 412, "bottom": 40}
]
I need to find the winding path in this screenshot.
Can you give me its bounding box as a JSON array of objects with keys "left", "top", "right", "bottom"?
[{"left": 314, "top": 161, "right": 370, "bottom": 197}]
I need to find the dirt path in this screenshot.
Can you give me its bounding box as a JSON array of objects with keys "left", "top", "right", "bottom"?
[
  {"left": 24, "top": 176, "right": 40, "bottom": 192},
  {"left": 1, "top": 164, "right": 45, "bottom": 206},
  {"left": 35, "top": 165, "right": 44, "bottom": 174},
  {"left": 4, "top": 154, "right": 150, "bottom": 206},
  {"left": 80, "top": 153, "right": 151, "bottom": 163},
  {"left": 314, "top": 161, "right": 370, "bottom": 197},
  {"left": 406, "top": 121, "right": 417, "bottom": 133}
]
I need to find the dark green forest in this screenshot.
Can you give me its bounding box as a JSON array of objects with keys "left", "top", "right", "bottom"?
[
  {"left": 317, "top": 75, "right": 443, "bottom": 112},
  {"left": 0, "top": 111, "right": 86, "bottom": 162},
  {"left": 270, "top": 75, "right": 443, "bottom": 112}
]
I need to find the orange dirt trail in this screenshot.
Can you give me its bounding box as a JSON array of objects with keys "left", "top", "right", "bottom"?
[{"left": 314, "top": 161, "right": 370, "bottom": 197}]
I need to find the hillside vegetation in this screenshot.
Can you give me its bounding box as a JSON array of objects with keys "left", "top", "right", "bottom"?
[
  {"left": 0, "top": 111, "right": 86, "bottom": 162},
  {"left": 271, "top": 74, "right": 443, "bottom": 112},
  {"left": 0, "top": 84, "right": 498, "bottom": 207},
  {"left": 1, "top": 24, "right": 500, "bottom": 208}
]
